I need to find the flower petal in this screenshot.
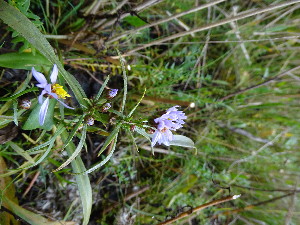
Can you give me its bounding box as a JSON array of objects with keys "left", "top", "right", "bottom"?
[
  {"left": 32, "top": 67, "right": 47, "bottom": 86},
  {"left": 39, "top": 97, "right": 49, "bottom": 125},
  {"left": 49, "top": 92, "right": 58, "bottom": 99},
  {"left": 50, "top": 64, "right": 58, "bottom": 84},
  {"left": 151, "top": 131, "right": 161, "bottom": 147},
  {"left": 44, "top": 84, "right": 52, "bottom": 94},
  {"left": 38, "top": 90, "right": 47, "bottom": 104},
  {"left": 57, "top": 99, "right": 74, "bottom": 109}
]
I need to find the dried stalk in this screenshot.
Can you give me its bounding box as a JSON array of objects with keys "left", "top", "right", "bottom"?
[
  {"left": 22, "top": 171, "right": 40, "bottom": 197},
  {"left": 221, "top": 192, "right": 295, "bottom": 216},
  {"left": 131, "top": 94, "right": 195, "bottom": 107},
  {"left": 124, "top": 0, "right": 300, "bottom": 55},
  {"left": 228, "top": 129, "right": 290, "bottom": 170},
  {"left": 107, "top": 0, "right": 226, "bottom": 43},
  {"left": 216, "top": 122, "right": 270, "bottom": 144},
  {"left": 93, "top": 0, "right": 129, "bottom": 28},
  {"left": 219, "top": 65, "right": 300, "bottom": 101},
  {"left": 284, "top": 188, "right": 297, "bottom": 224},
  {"left": 99, "top": 0, "right": 165, "bottom": 29},
  {"left": 233, "top": 184, "right": 300, "bottom": 193},
  {"left": 157, "top": 195, "right": 241, "bottom": 225}
]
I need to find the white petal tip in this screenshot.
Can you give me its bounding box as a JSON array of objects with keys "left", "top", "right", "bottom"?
[{"left": 233, "top": 194, "right": 241, "bottom": 199}]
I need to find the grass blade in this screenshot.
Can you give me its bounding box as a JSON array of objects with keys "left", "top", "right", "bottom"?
[
  {"left": 127, "top": 88, "right": 146, "bottom": 118},
  {"left": 82, "top": 134, "right": 118, "bottom": 175},
  {"left": 95, "top": 75, "right": 110, "bottom": 101},
  {"left": 63, "top": 114, "right": 85, "bottom": 148},
  {"left": 135, "top": 127, "right": 154, "bottom": 153},
  {"left": 3, "top": 197, "right": 66, "bottom": 225},
  {"left": 61, "top": 130, "right": 92, "bottom": 225},
  {"left": 26, "top": 124, "right": 65, "bottom": 153},
  {"left": 12, "top": 100, "right": 18, "bottom": 126},
  {"left": 0, "top": 87, "right": 39, "bottom": 101},
  {"left": 7, "top": 142, "right": 34, "bottom": 164},
  {"left": 53, "top": 124, "right": 87, "bottom": 172},
  {"left": 97, "top": 123, "right": 121, "bottom": 157}
]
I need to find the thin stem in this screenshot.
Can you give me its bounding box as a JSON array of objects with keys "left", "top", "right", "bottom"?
[
  {"left": 124, "top": 0, "right": 300, "bottom": 55},
  {"left": 22, "top": 171, "right": 40, "bottom": 197},
  {"left": 132, "top": 95, "right": 195, "bottom": 107},
  {"left": 157, "top": 195, "right": 241, "bottom": 225},
  {"left": 233, "top": 184, "right": 300, "bottom": 193},
  {"left": 222, "top": 192, "right": 295, "bottom": 216}
]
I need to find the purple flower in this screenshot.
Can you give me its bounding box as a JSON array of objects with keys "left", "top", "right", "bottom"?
[
  {"left": 32, "top": 64, "right": 73, "bottom": 125},
  {"left": 151, "top": 106, "right": 187, "bottom": 147},
  {"left": 107, "top": 89, "right": 118, "bottom": 99}
]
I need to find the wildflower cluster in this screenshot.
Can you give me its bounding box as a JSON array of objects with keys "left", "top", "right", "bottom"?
[{"left": 151, "top": 106, "right": 187, "bottom": 147}]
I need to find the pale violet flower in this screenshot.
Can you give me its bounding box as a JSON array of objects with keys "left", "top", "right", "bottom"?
[
  {"left": 107, "top": 89, "right": 118, "bottom": 99},
  {"left": 102, "top": 102, "right": 111, "bottom": 112},
  {"left": 151, "top": 128, "right": 174, "bottom": 147},
  {"left": 151, "top": 106, "right": 187, "bottom": 147},
  {"left": 32, "top": 64, "right": 73, "bottom": 125}
]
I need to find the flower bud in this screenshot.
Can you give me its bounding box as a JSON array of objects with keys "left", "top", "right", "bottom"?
[
  {"left": 109, "top": 117, "right": 116, "bottom": 125},
  {"left": 77, "top": 124, "right": 84, "bottom": 130},
  {"left": 85, "top": 116, "right": 94, "bottom": 126},
  {"left": 130, "top": 125, "right": 136, "bottom": 132},
  {"left": 102, "top": 103, "right": 111, "bottom": 112},
  {"left": 20, "top": 99, "right": 31, "bottom": 109},
  {"left": 146, "top": 128, "right": 155, "bottom": 134}
]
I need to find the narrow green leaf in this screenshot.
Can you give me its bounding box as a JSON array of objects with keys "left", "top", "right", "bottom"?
[
  {"left": 135, "top": 127, "right": 154, "bottom": 153},
  {"left": 0, "top": 87, "right": 38, "bottom": 101},
  {"left": 26, "top": 124, "right": 65, "bottom": 153},
  {"left": 127, "top": 128, "right": 139, "bottom": 152},
  {"left": 3, "top": 197, "right": 66, "bottom": 225},
  {"left": 0, "top": 157, "right": 38, "bottom": 178},
  {"left": 53, "top": 124, "right": 87, "bottom": 172},
  {"left": 93, "top": 111, "right": 109, "bottom": 125},
  {"left": 12, "top": 100, "right": 18, "bottom": 126},
  {"left": 95, "top": 75, "right": 110, "bottom": 101},
  {"left": 169, "top": 135, "right": 195, "bottom": 148},
  {"left": 0, "top": 52, "right": 51, "bottom": 70},
  {"left": 63, "top": 114, "right": 85, "bottom": 148},
  {"left": 97, "top": 123, "right": 121, "bottom": 157},
  {"left": 7, "top": 142, "right": 34, "bottom": 164},
  {"left": 56, "top": 0, "right": 84, "bottom": 29},
  {"left": 75, "top": 133, "right": 118, "bottom": 175},
  {"left": 0, "top": 72, "right": 31, "bottom": 114},
  {"left": 127, "top": 88, "right": 146, "bottom": 117},
  {"left": 24, "top": 127, "right": 65, "bottom": 170},
  {"left": 61, "top": 130, "right": 92, "bottom": 225}
]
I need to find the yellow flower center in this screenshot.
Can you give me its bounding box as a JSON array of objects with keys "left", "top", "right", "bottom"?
[{"left": 51, "top": 84, "right": 71, "bottom": 99}]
